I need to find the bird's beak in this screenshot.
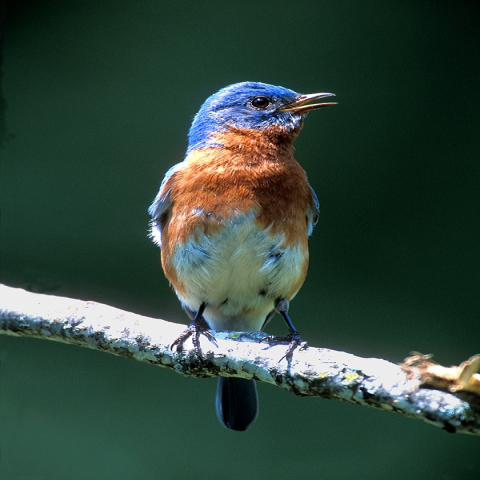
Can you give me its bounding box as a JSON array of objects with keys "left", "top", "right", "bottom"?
[{"left": 277, "top": 93, "right": 337, "bottom": 114}]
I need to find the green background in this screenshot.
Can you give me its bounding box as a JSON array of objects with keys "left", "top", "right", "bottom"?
[{"left": 1, "top": 1, "right": 479, "bottom": 479}]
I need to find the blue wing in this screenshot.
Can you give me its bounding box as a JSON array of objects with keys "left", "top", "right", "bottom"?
[
  {"left": 307, "top": 185, "right": 320, "bottom": 236},
  {"left": 148, "top": 162, "right": 183, "bottom": 248}
]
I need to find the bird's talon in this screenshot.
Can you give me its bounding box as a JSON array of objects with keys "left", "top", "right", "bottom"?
[
  {"left": 281, "top": 332, "right": 305, "bottom": 362},
  {"left": 170, "top": 328, "right": 194, "bottom": 352},
  {"left": 260, "top": 332, "right": 306, "bottom": 362},
  {"left": 170, "top": 314, "right": 218, "bottom": 355},
  {"left": 259, "top": 334, "right": 274, "bottom": 344}
]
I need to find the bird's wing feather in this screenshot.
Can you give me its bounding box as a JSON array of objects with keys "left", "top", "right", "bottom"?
[
  {"left": 307, "top": 185, "right": 320, "bottom": 236},
  {"left": 148, "top": 162, "right": 183, "bottom": 248}
]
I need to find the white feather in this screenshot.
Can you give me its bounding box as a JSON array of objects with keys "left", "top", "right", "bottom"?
[{"left": 171, "top": 212, "right": 307, "bottom": 331}]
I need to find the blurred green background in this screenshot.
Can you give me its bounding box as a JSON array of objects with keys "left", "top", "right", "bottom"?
[{"left": 1, "top": 0, "right": 479, "bottom": 478}]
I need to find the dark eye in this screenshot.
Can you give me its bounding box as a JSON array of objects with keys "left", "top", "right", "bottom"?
[{"left": 251, "top": 96, "right": 270, "bottom": 109}]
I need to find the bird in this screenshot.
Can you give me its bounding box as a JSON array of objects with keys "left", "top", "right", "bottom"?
[{"left": 149, "top": 81, "right": 336, "bottom": 431}]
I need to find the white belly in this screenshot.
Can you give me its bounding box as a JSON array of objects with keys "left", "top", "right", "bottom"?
[{"left": 171, "top": 214, "right": 307, "bottom": 331}]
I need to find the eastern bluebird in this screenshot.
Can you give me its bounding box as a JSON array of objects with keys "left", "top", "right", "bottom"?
[{"left": 149, "top": 82, "right": 336, "bottom": 431}]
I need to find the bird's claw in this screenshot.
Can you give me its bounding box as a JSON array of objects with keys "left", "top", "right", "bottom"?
[
  {"left": 170, "top": 315, "right": 218, "bottom": 356},
  {"left": 261, "top": 331, "right": 307, "bottom": 362}
]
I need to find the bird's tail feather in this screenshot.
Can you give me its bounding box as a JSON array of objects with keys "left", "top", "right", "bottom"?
[{"left": 216, "top": 377, "right": 258, "bottom": 431}]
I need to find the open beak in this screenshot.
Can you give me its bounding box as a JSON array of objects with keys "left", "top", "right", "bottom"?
[{"left": 277, "top": 93, "right": 337, "bottom": 114}]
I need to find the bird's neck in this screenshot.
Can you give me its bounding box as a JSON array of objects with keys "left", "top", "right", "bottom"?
[{"left": 186, "top": 125, "right": 300, "bottom": 164}]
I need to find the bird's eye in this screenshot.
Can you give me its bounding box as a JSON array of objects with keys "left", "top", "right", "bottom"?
[{"left": 251, "top": 96, "right": 270, "bottom": 109}]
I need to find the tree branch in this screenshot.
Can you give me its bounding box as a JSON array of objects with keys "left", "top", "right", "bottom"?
[{"left": 1, "top": 284, "right": 479, "bottom": 436}]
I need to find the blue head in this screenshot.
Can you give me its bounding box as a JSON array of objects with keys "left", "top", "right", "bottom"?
[{"left": 186, "top": 82, "right": 335, "bottom": 153}]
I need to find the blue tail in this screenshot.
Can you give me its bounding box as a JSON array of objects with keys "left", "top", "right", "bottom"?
[{"left": 216, "top": 377, "right": 258, "bottom": 431}]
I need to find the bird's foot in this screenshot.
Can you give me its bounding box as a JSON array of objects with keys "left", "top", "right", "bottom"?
[
  {"left": 261, "top": 331, "right": 307, "bottom": 362},
  {"left": 170, "top": 304, "right": 217, "bottom": 356},
  {"left": 261, "top": 298, "right": 308, "bottom": 362}
]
